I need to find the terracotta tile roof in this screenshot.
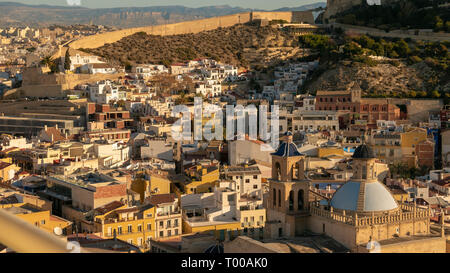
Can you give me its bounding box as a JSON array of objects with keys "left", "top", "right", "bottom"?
[
  {"left": 44, "top": 127, "right": 66, "bottom": 142},
  {"left": 94, "top": 201, "right": 124, "bottom": 215},
  {"left": 145, "top": 193, "right": 176, "bottom": 206}
]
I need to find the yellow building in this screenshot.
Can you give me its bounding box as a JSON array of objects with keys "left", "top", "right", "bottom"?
[
  {"left": 0, "top": 203, "right": 72, "bottom": 235},
  {"left": 401, "top": 128, "right": 428, "bottom": 167},
  {"left": 94, "top": 202, "right": 157, "bottom": 250},
  {"left": 387, "top": 185, "right": 410, "bottom": 203},
  {"left": 182, "top": 220, "right": 242, "bottom": 241},
  {"left": 181, "top": 165, "right": 220, "bottom": 194},
  {"left": 317, "top": 147, "right": 344, "bottom": 158},
  {"left": 131, "top": 170, "right": 171, "bottom": 203}
]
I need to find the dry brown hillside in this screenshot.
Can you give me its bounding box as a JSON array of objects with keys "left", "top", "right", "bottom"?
[{"left": 80, "top": 24, "right": 301, "bottom": 68}]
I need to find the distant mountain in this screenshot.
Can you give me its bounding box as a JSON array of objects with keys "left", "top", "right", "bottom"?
[
  {"left": 274, "top": 2, "right": 327, "bottom": 12},
  {"left": 0, "top": 2, "right": 325, "bottom": 28},
  {"left": 0, "top": 3, "right": 254, "bottom": 28}
]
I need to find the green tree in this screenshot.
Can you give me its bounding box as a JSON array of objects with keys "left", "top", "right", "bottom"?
[
  {"left": 394, "top": 39, "right": 410, "bottom": 57},
  {"left": 64, "top": 49, "right": 71, "bottom": 71},
  {"left": 434, "top": 16, "right": 444, "bottom": 31},
  {"left": 431, "top": 90, "right": 441, "bottom": 98},
  {"left": 40, "top": 56, "right": 53, "bottom": 67},
  {"left": 343, "top": 41, "right": 363, "bottom": 57}
]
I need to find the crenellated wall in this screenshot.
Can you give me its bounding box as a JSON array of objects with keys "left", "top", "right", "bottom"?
[{"left": 68, "top": 11, "right": 311, "bottom": 50}]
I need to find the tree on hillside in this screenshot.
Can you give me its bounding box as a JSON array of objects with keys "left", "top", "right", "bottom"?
[
  {"left": 64, "top": 49, "right": 71, "bottom": 71},
  {"left": 40, "top": 56, "right": 53, "bottom": 67},
  {"left": 41, "top": 56, "right": 59, "bottom": 74}
]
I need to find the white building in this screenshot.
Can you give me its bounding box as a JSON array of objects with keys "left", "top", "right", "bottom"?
[
  {"left": 88, "top": 80, "right": 121, "bottom": 104},
  {"left": 195, "top": 81, "right": 222, "bottom": 97}
]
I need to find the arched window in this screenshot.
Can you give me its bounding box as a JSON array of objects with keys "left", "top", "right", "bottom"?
[
  {"left": 275, "top": 162, "right": 281, "bottom": 181},
  {"left": 273, "top": 189, "right": 276, "bottom": 207},
  {"left": 362, "top": 165, "right": 367, "bottom": 179},
  {"left": 278, "top": 190, "right": 282, "bottom": 207},
  {"left": 298, "top": 190, "right": 304, "bottom": 210},
  {"left": 289, "top": 190, "right": 294, "bottom": 211}
]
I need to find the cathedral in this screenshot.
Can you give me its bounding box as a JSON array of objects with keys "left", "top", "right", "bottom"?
[{"left": 264, "top": 133, "right": 446, "bottom": 252}]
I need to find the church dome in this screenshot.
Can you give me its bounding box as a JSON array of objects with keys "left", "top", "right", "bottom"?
[
  {"left": 271, "top": 141, "right": 303, "bottom": 157},
  {"left": 352, "top": 144, "right": 375, "bottom": 159},
  {"left": 330, "top": 181, "right": 398, "bottom": 213}
]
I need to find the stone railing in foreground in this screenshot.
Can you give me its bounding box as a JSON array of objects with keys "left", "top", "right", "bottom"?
[{"left": 309, "top": 202, "right": 431, "bottom": 227}]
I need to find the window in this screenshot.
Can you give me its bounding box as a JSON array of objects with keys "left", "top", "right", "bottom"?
[
  {"left": 159, "top": 221, "right": 163, "bottom": 228},
  {"left": 298, "top": 190, "right": 304, "bottom": 210},
  {"left": 245, "top": 179, "right": 250, "bottom": 183},
  {"left": 167, "top": 220, "right": 171, "bottom": 228},
  {"left": 118, "top": 226, "right": 122, "bottom": 235},
  {"left": 175, "top": 229, "right": 179, "bottom": 235},
  {"left": 168, "top": 230, "right": 172, "bottom": 237},
  {"left": 253, "top": 185, "right": 258, "bottom": 189},
  {"left": 260, "top": 216, "right": 264, "bottom": 222},
  {"left": 137, "top": 237, "right": 143, "bottom": 246},
  {"left": 128, "top": 225, "right": 132, "bottom": 233},
  {"left": 278, "top": 190, "right": 282, "bottom": 207},
  {"left": 147, "top": 223, "right": 151, "bottom": 231},
  {"left": 159, "top": 231, "right": 164, "bottom": 237},
  {"left": 174, "top": 219, "right": 179, "bottom": 227},
  {"left": 273, "top": 189, "right": 276, "bottom": 207},
  {"left": 41, "top": 220, "right": 45, "bottom": 225},
  {"left": 137, "top": 225, "right": 142, "bottom": 232},
  {"left": 289, "top": 190, "right": 294, "bottom": 211},
  {"left": 253, "top": 175, "right": 258, "bottom": 179}
]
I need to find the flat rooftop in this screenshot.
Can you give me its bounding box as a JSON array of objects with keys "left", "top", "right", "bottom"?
[
  {"left": 50, "top": 172, "right": 122, "bottom": 189},
  {"left": 2, "top": 204, "right": 41, "bottom": 215}
]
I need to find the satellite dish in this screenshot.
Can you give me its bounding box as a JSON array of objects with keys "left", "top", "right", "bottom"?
[{"left": 53, "top": 227, "right": 63, "bottom": 236}]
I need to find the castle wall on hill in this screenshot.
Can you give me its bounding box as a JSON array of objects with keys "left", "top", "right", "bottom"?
[{"left": 69, "top": 11, "right": 300, "bottom": 50}]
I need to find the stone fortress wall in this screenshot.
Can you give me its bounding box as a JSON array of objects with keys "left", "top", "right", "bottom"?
[{"left": 68, "top": 11, "right": 313, "bottom": 50}]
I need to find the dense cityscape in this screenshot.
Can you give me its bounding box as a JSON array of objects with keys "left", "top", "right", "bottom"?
[{"left": 0, "top": 0, "right": 449, "bottom": 257}]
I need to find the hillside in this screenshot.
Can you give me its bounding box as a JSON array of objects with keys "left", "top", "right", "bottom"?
[
  {"left": 274, "top": 2, "right": 326, "bottom": 11},
  {"left": 300, "top": 33, "right": 450, "bottom": 99},
  {"left": 333, "top": 0, "right": 450, "bottom": 32},
  {"left": 81, "top": 24, "right": 301, "bottom": 68},
  {"left": 305, "top": 62, "right": 448, "bottom": 96}
]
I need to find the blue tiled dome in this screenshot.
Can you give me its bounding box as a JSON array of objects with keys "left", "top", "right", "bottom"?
[
  {"left": 272, "top": 141, "right": 304, "bottom": 157},
  {"left": 352, "top": 144, "right": 375, "bottom": 159}
]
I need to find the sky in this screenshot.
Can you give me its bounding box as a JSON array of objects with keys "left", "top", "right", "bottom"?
[{"left": 0, "top": 0, "right": 325, "bottom": 10}]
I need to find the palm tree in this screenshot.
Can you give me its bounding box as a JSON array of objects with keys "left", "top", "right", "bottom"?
[{"left": 40, "top": 56, "right": 54, "bottom": 67}]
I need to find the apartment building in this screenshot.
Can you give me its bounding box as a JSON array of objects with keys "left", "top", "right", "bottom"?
[{"left": 146, "top": 194, "right": 182, "bottom": 240}]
